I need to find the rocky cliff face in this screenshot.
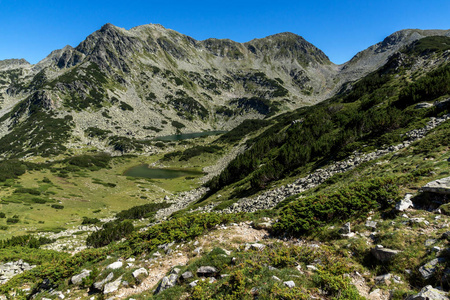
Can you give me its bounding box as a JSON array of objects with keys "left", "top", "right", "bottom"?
[{"left": 0, "top": 24, "right": 448, "bottom": 158}]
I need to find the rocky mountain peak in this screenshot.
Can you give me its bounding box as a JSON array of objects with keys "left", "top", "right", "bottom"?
[
  {"left": 246, "top": 32, "right": 331, "bottom": 66},
  {"left": 0, "top": 58, "right": 30, "bottom": 71}
]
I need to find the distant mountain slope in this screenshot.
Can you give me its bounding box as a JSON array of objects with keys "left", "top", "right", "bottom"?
[
  {"left": 0, "top": 25, "right": 448, "bottom": 159},
  {"left": 205, "top": 35, "right": 450, "bottom": 197},
  {"left": 340, "top": 29, "right": 450, "bottom": 81}
]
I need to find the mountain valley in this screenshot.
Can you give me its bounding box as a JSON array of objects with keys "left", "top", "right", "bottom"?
[{"left": 0, "top": 24, "right": 449, "bottom": 299}]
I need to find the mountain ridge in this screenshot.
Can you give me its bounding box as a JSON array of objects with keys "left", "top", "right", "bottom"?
[{"left": 0, "top": 24, "right": 449, "bottom": 159}]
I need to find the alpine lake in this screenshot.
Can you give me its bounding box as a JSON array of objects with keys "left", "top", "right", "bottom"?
[{"left": 124, "top": 131, "right": 224, "bottom": 179}]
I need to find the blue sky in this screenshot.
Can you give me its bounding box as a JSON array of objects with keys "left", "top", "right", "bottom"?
[{"left": 0, "top": 0, "right": 449, "bottom": 64}]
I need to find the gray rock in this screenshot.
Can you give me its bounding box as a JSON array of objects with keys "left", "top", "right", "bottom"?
[
  {"left": 306, "top": 265, "right": 317, "bottom": 271},
  {"left": 103, "top": 276, "right": 122, "bottom": 294},
  {"left": 250, "top": 243, "right": 266, "bottom": 251},
  {"left": 189, "top": 280, "right": 199, "bottom": 287},
  {"left": 422, "top": 177, "right": 450, "bottom": 195},
  {"left": 132, "top": 268, "right": 148, "bottom": 280},
  {"left": 106, "top": 261, "right": 123, "bottom": 270},
  {"left": 374, "top": 273, "right": 391, "bottom": 285},
  {"left": 396, "top": 193, "right": 414, "bottom": 211},
  {"left": 93, "top": 272, "right": 114, "bottom": 290},
  {"left": 365, "top": 220, "right": 377, "bottom": 229},
  {"left": 340, "top": 222, "right": 351, "bottom": 234},
  {"left": 283, "top": 281, "right": 295, "bottom": 288},
  {"left": 155, "top": 274, "right": 178, "bottom": 293},
  {"left": 272, "top": 275, "right": 281, "bottom": 281},
  {"left": 71, "top": 269, "right": 91, "bottom": 285},
  {"left": 419, "top": 258, "right": 446, "bottom": 280},
  {"left": 193, "top": 247, "right": 203, "bottom": 255},
  {"left": 181, "top": 271, "right": 193, "bottom": 280},
  {"left": 406, "top": 285, "right": 449, "bottom": 300},
  {"left": 415, "top": 103, "right": 434, "bottom": 109},
  {"left": 197, "top": 266, "right": 218, "bottom": 277},
  {"left": 371, "top": 245, "right": 401, "bottom": 262},
  {"left": 425, "top": 239, "right": 437, "bottom": 247}
]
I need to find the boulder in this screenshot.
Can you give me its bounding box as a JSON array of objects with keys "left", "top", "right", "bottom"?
[
  {"left": 371, "top": 245, "right": 400, "bottom": 262},
  {"left": 106, "top": 261, "right": 123, "bottom": 270},
  {"left": 415, "top": 103, "right": 434, "bottom": 109},
  {"left": 104, "top": 276, "right": 122, "bottom": 294},
  {"left": 283, "top": 281, "right": 295, "bottom": 288},
  {"left": 71, "top": 269, "right": 91, "bottom": 285},
  {"left": 419, "top": 258, "right": 446, "bottom": 280},
  {"left": 272, "top": 275, "right": 281, "bottom": 281},
  {"left": 396, "top": 193, "right": 414, "bottom": 211},
  {"left": 250, "top": 243, "right": 266, "bottom": 251},
  {"left": 340, "top": 222, "right": 351, "bottom": 234},
  {"left": 93, "top": 272, "right": 114, "bottom": 291},
  {"left": 374, "top": 273, "right": 391, "bottom": 285},
  {"left": 181, "top": 271, "right": 193, "bottom": 280},
  {"left": 425, "top": 239, "right": 437, "bottom": 247},
  {"left": 406, "top": 285, "right": 449, "bottom": 300},
  {"left": 193, "top": 247, "right": 202, "bottom": 255},
  {"left": 365, "top": 220, "right": 377, "bottom": 229},
  {"left": 189, "top": 280, "right": 199, "bottom": 287},
  {"left": 155, "top": 274, "right": 178, "bottom": 294},
  {"left": 132, "top": 268, "right": 148, "bottom": 280},
  {"left": 422, "top": 177, "right": 450, "bottom": 195},
  {"left": 197, "top": 266, "right": 218, "bottom": 277}
]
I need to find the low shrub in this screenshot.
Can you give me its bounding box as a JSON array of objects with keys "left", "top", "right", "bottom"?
[
  {"left": 86, "top": 220, "right": 134, "bottom": 248},
  {"left": 115, "top": 202, "right": 171, "bottom": 220},
  {"left": 273, "top": 177, "right": 400, "bottom": 236}
]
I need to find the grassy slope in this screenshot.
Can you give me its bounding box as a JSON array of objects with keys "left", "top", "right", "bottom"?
[{"left": 0, "top": 136, "right": 227, "bottom": 239}]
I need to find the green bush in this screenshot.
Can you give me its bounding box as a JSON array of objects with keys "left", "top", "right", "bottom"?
[
  {"left": 273, "top": 177, "right": 400, "bottom": 236},
  {"left": 51, "top": 204, "right": 64, "bottom": 209},
  {"left": 81, "top": 217, "right": 100, "bottom": 225},
  {"left": 115, "top": 202, "right": 171, "bottom": 220},
  {"left": 14, "top": 188, "right": 41, "bottom": 195},
  {"left": 123, "top": 213, "right": 243, "bottom": 255},
  {"left": 0, "top": 235, "right": 54, "bottom": 249},
  {"left": 86, "top": 220, "right": 134, "bottom": 248}
]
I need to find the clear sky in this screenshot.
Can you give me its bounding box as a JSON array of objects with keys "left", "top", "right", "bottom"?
[{"left": 0, "top": 0, "right": 449, "bottom": 65}]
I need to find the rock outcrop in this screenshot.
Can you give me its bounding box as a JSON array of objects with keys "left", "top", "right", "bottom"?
[{"left": 422, "top": 177, "right": 450, "bottom": 195}]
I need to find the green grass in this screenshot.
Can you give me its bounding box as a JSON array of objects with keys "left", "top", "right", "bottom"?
[{"left": 0, "top": 152, "right": 211, "bottom": 239}]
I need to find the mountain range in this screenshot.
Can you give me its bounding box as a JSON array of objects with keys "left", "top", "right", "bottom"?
[
  {"left": 0, "top": 24, "right": 449, "bottom": 158},
  {"left": 0, "top": 23, "right": 450, "bottom": 299}
]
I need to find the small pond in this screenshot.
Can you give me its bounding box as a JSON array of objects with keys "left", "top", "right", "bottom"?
[
  {"left": 153, "top": 131, "right": 226, "bottom": 141},
  {"left": 124, "top": 164, "right": 203, "bottom": 179}
]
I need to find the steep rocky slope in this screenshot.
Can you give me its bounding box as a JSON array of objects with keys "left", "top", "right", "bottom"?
[{"left": 340, "top": 29, "right": 450, "bottom": 82}]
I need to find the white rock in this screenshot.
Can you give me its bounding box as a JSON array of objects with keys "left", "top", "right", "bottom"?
[
  {"left": 103, "top": 276, "right": 122, "bottom": 294},
  {"left": 283, "top": 281, "right": 295, "bottom": 288},
  {"left": 396, "top": 194, "right": 414, "bottom": 211},
  {"left": 106, "top": 261, "right": 123, "bottom": 270},
  {"left": 132, "top": 268, "right": 148, "bottom": 279}
]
